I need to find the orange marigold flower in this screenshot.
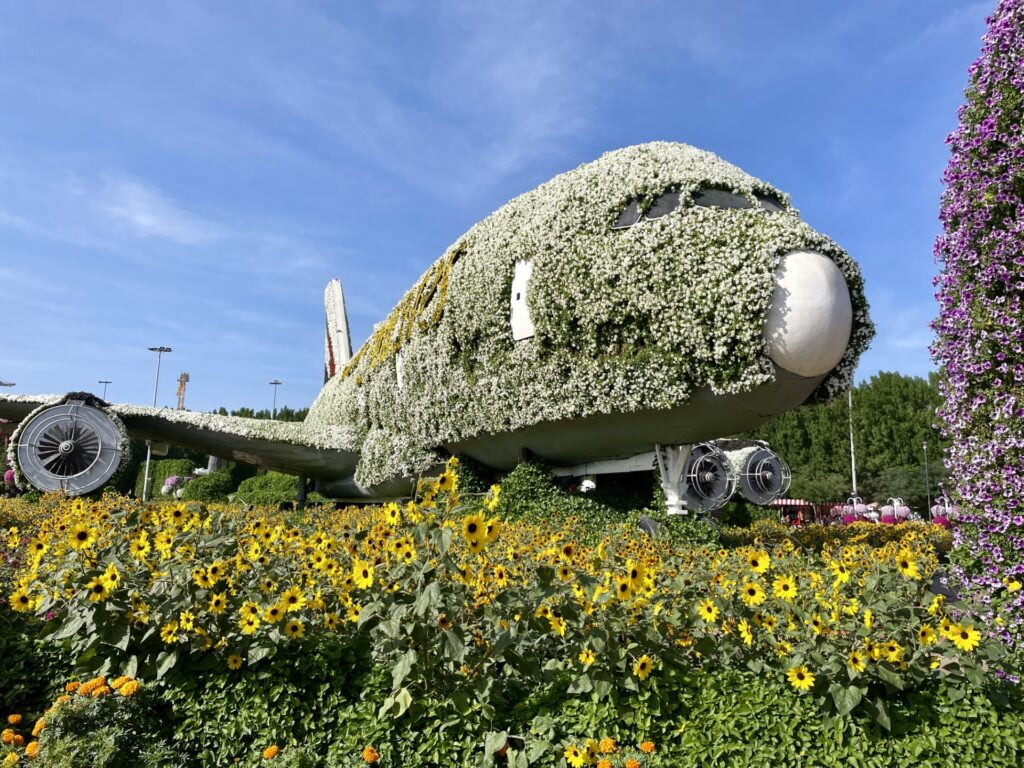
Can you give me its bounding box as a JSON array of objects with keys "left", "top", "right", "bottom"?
[
  {"left": 118, "top": 680, "right": 142, "bottom": 698},
  {"left": 362, "top": 746, "right": 380, "bottom": 763},
  {"left": 262, "top": 745, "right": 280, "bottom": 760},
  {"left": 64, "top": 682, "right": 80, "bottom": 693},
  {"left": 25, "top": 741, "right": 40, "bottom": 758},
  {"left": 6, "top": 715, "right": 21, "bottom": 726},
  {"left": 598, "top": 738, "right": 617, "bottom": 754},
  {"left": 31, "top": 719, "right": 45, "bottom": 738},
  {"left": 625, "top": 759, "right": 640, "bottom": 768},
  {"left": 12, "top": 734, "right": 24, "bottom": 746},
  {"left": 1, "top": 728, "right": 13, "bottom": 744},
  {"left": 597, "top": 761, "right": 613, "bottom": 768},
  {"left": 639, "top": 740, "right": 656, "bottom": 753}
]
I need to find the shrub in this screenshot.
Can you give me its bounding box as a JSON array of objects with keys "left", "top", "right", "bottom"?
[
  {"left": 134, "top": 459, "right": 196, "bottom": 499},
  {"left": 179, "top": 470, "right": 234, "bottom": 503},
  {"left": 233, "top": 472, "right": 328, "bottom": 507}
]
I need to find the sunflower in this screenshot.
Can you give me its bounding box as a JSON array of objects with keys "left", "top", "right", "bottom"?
[
  {"left": 264, "top": 603, "right": 286, "bottom": 623},
  {"left": 615, "top": 577, "right": 633, "bottom": 601},
  {"left": 578, "top": 648, "right": 596, "bottom": 666},
  {"left": 626, "top": 559, "right": 647, "bottom": 587},
  {"left": 772, "top": 575, "right": 797, "bottom": 601},
  {"left": 484, "top": 518, "right": 502, "bottom": 543},
  {"left": 436, "top": 471, "right": 456, "bottom": 493},
  {"left": 896, "top": 556, "right": 920, "bottom": 580},
  {"left": 240, "top": 601, "right": 261, "bottom": 619},
  {"left": 352, "top": 560, "right": 374, "bottom": 589},
  {"left": 9, "top": 588, "right": 34, "bottom": 613},
  {"left": 284, "top": 619, "right": 305, "bottom": 639},
  {"left": 633, "top": 654, "right": 654, "bottom": 681},
  {"left": 747, "top": 549, "right": 770, "bottom": 574},
  {"left": 563, "top": 745, "right": 586, "bottom": 768},
  {"left": 558, "top": 565, "right": 573, "bottom": 581},
  {"left": 738, "top": 618, "right": 753, "bottom": 646},
  {"left": 86, "top": 577, "right": 110, "bottom": 603},
  {"left": 227, "top": 654, "right": 243, "bottom": 670},
  {"left": 950, "top": 623, "right": 981, "bottom": 652},
  {"left": 493, "top": 566, "right": 510, "bottom": 588},
  {"left": 847, "top": 649, "right": 868, "bottom": 672},
  {"left": 740, "top": 581, "right": 766, "bottom": 607},
  {"left": 917, "top": 625, "right": 937, "bottom": 646},
  {"left": 238, "top": 615, "right": 260, "bottom": 635},
  {"left": 461, "top": 514, "right": 485, "bottom": 543},
  {"left": 786, "top": 665, "right": 815, "bottom": 691},
  {"left": 698, "top": 599, "right": 719, "bottom": 623},
  {"left": 548, "top": 615, "right": 567, "bottom": 636},
  {"left": 68, "top": 524, "right": 95, "bottom": 551},
  {"left": 280, "top": 586, "right": 307, "bottom": 612},
  {"left": 346, "top": 604, "right": 362, "bottom": 623},
  {"left": 193, "top": 568, "right": 214, "bottom": 590}
]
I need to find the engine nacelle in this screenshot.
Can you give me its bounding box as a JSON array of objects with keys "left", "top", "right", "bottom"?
[
  {"left": 11, "top": 398, "right": 130, "bottom": 496},
  {"left": 724, "top": 444, "right": 792, "bottom": 505},
  {"left": 681, "top": 442, "right": 736, "bottom": 512}
]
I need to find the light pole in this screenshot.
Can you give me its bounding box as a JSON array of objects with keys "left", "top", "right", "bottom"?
[
  {"left": 923, "top": 441, "right": 931, "bottom": 518},
  {"left": 141, "top": 346, "right": 172, "bottom": 501},
  {"left": 269, "top": 379, "right": 282, "bottom": 420},
  {"left": 98, "top": 380, "right": 112, "bottom": 400}
]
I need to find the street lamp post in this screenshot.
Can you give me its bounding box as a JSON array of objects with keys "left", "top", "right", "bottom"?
[
  {"left": 923, "top": 441, "right": 931, "bottom": 518},
  {"left": 141, "top": 347, "right": 172, "bottom": 501},
  {"left": 269, "top": 379, "right": 282, "bottom": 420},
  {"left": 98, "top": 380, "right": 112, "bottom": 400}
]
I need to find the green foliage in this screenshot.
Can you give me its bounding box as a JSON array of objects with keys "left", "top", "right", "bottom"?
[
  {"left": 134, "top": 459, "right": 196, "bottom": 499},
  {"left": 159, "top": 635, "right": 373, "bottom": 768},
  {"left": 675, "top": 669, "right": 1024, "bottom": 767},
  {"left": 179, "top": 470, "right": 233, "bottom": 502},
  {"left": 35, "top": 688, "right": 179, "bottom": 768},
  {"left": 494, "top": 460, "right": 663, "bottom": 541},
  {"left": 233, "top": 471, "right": 328, "bottom": 507},
  {"left": 0, "top": 616, "right": 73, "bottom": 718}
]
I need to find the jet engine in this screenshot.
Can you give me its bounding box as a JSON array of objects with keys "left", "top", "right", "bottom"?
[
  {"left": 12, "top": 398, "right": 129, "bottom": 495},
  {"left": 681, "top": 442, "right": 737, "bottom": 512},
  {"left": 723, "top": 442, "right": 792, "bottom": 505}
]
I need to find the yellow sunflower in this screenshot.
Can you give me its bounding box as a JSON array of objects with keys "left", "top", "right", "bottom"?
[{"left": 786, "top": 665, "right": 815, "bottom": 691}]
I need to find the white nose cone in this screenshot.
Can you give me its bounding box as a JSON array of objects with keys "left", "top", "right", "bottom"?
[{"left": 764, "top": 251, "right": 852, "bottom": 378}]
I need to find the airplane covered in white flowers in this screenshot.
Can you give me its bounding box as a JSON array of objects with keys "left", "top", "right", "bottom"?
[{"left": 0, "top": 142, "right": 873, "bottom": 513}]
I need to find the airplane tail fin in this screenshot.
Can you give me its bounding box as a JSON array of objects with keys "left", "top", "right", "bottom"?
[{"left": 324, "top": 278, "right": 353, "bottom": 382}]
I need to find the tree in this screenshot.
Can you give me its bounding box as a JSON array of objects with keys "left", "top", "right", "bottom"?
[
  {"left": 744, "top": 372, "right": 946, "bottom": 505},
  {"left": 932, "top": 0, "right": 1024, "bottom": 647}
]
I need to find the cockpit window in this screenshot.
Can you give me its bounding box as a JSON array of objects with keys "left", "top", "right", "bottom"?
[
  {"left": 691, "top": 187, "right": 753, "bottom": 210},
  {"left": 645, "top": 190, "right": 682, "bottom": 220},
  {"left": 754, "top": 191, "right": 785, "bottom": 212},
  {"left": 611, "top": 199, "right": 642, "bottom": 229}
]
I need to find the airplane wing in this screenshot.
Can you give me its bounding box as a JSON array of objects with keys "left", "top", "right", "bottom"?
[{"left": 2, "top": 393, "right": 358, "bottom": 494}]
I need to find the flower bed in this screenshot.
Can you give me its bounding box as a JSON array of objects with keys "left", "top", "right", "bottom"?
[{"left": 2, "top": 462, "right": 1019, "bottom": 765}]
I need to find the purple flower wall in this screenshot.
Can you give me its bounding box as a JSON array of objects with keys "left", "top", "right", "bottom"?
[{"left": 932, "top": 0, "right": 1024, "bottom": 646}]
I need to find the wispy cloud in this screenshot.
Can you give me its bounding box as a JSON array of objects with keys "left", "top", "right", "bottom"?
[{"left": 93, "top": 176, "right": 223, "bottom": 245}]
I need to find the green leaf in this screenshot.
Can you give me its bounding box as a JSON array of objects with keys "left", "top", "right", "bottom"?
[
  {"left": 568, "top": 674, "right": 593, "bottom": 694},
  {"left": 484, "top": 730, "right": 508, "bottom": 755},
  {"left": 829, "top": 683, "right": 864, "bottom": 716},
  {"left": 443, "top": 629, "right": 466, "bottom": 663},
  {"left": 50, "top": 613, "right": 85, "bottom": 641},
  {"left": 414, "top": 581, "right": 440, "bottom": 618},
  {"left": 392, "top": 649, "right": 417, "bottom": 689},
  {"left": 156, "top": 650, "right": 178, "bottom": 680}
]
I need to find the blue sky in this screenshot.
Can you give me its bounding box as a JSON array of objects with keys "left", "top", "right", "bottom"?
[{"left": 0, "top": 1, "right": 989, "bottom": 412}]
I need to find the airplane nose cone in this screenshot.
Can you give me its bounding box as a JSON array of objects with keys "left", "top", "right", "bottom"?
[{"left": 763, "top": 250, "right": 852, "bottom": 378}]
